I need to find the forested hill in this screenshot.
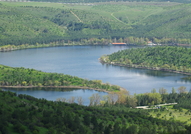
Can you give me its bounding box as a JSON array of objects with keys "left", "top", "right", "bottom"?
[
  {"left": 100, "top": 46, "right": 191, "bottom": 74},
  {"left": 0, "top": 65, "right": 120, "bottom": 91},
  {"left": 1, "top": 89, "right": 191, "bottom": 134},
  {"left": 1, "top": 2, "right": 191, "bottom": 46}
]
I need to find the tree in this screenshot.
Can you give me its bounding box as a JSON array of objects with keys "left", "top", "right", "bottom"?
[
  {"left": 107, "top": 92, "right": 118, "bottom": 105},
  {"left": 68, "top": 97, "right": 76, "bottom": 103},
  {"left": 99, "top": 100, "right": 106, "bottom": 106},
  {"left": 178, "top": 86, "right": 187, "bottom": 94},
  {"left": 104, "top": 125, "right": 111, "bottom": 134},
  {"left": 151, "top": 88, "right": 156, "bottom": 93},
  {"left": 138, "top": 127, "right": 153, "bottom": 134},
  {"left": 54, "top": 80, "right": 60, "bottom": 86},
  {"left": 116, "top": 90, "right": 129, "bottom": 104},
  {"left": 118, "top": 38, "right": 123, "bottom": 43},
  {"left": 13, "top": 122, "right": 26, "bottom": 133},
  {"left": 37, "top": 83, "right": 42, "bottom": 87},
  {"left": 89, "top": 93, "right": 101, "bottom": 106},
  {"left": 127, "top": 125, "right": 138, "bottom": 134},
  {"left": 91, "top": 115, "right": 98, "bottom": 129},
  {"left": 126, "top": 95, "right": 137, "bottom": 108},
  {"left": 125, "top": 58, "right": 132, "bottom": 65},
  {"left": 22, "top": 81, "right": 27, "bottom": 86},
  {"left": 172, "top": 87, "right": 176, "bottom": 94},
  {"left": 147, "top": 93, "right": 162, "bottom": 105},
  {"left": 159, "top": 88, "right": 167, "bottom": 94},
  {"left": 77, "top": 97, "right": 84, "bottom": 105},
  {"left": 84, "top": 115, "right": 91, "bottom": 126}
]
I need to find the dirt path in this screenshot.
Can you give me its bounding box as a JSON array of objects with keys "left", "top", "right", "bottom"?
[
  {"left": 136, "top": 103, "right": 177, "bottom": 109},
  {"left": 110, "top": 12, "right": 128, "bottom": 25},
  {"left": 70, "top": 10, "right": 83, "bottom": 23}
]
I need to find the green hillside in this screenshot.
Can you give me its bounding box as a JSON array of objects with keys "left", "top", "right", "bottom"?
[
  {"left": 0, "top": 2, "right": 191, "bottom": 46},
  {"left": 0, "top": 3, "right": 68, "bottom": 45},
  {"left": 100, "top": 46, "right": 191, "bottom": 73},
  {"left": 136, "top": 4, "right": 191, "bottom": 39}
]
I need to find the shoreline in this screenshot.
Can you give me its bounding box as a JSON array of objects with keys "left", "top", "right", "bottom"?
[
  {"left": 0, "top": 85, "right": 125, "bottom": 93},
  {"left": 1, "top": 43, "right": 191, "bottom": 53},
  {"left": 100, "top": 60, "right": 191, "bottom": 76},
  {"left": 0, "top": 44, "right": 137, "bottom": 52}
]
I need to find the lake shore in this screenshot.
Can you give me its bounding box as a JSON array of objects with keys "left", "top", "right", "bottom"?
[
  {"left": 0, "top": 85, "right": 125, "bottom": 93},
  {"left": 100, "top": 59, "right": 191, "bottom": 76},
  {"left": 0, "top": 43, "right": 110, "bottom": 52}
]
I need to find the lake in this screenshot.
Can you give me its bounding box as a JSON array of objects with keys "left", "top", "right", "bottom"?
[
  {"left": 0, "top": 45, "right": 191, "bottom": 104},
  {"left": 3, "top": 87, "right": 107, "bottom": 106}
]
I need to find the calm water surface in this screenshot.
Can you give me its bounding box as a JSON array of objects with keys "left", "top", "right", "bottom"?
[
  {"left": 3, "top": 88, "right": 107, "bottom": 106},
  {"left": 0, "top": 45, "right": 191, "bottom": 102}
]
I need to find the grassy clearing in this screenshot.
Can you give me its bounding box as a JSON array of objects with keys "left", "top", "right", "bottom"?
[{"left": 149, "top": 105, "right": 191, "bottom": 124}]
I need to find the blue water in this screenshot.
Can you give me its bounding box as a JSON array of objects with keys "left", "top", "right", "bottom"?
[
  {"left": 3, "top": 88, "right": 107, "bottom": 106},
  {"left": 0, "top": 45, "right": 190, "bottom": 103}
]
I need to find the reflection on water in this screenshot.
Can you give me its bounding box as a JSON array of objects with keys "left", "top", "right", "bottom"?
[
  {"left": 3, "top": 87, "right": 81, "bottom": 92},
  {"left": 105, "top": 64, "right": 185, "bottom": 78},
  {"left": 100, "top": 63, "right": 191, "bottom": 94},
  {"left": 3, "top": 88, "right": 108, "bottom": 106}
]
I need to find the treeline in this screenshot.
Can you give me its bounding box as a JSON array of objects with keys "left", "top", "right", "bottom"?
[
  {"left": 57, "top": 90, "right": 138, "bottom": 107},
  {"left": 1, "top": 89, "right": 191, "bottom": 134},
  {"left": 136, "top": 86, "right": 191, "bottom": 109},
  {"left": 101, "top": 46, "right": 191, "bottom": 74},
  {"left": 62, "top": 86, "right": 191, "bottom": 110},
  {"left": 1, "top": 36, "right": 191, "bottom": 52},
  {"left": 0, "top": 65, "right": 120, "bottom": 91}
]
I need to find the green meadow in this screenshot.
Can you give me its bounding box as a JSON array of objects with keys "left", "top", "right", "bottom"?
[{"left": 150, "top": 105, "right": 191, "bottom": 125}]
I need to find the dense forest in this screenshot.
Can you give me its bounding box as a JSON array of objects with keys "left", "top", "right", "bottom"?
[
  {"left": 0, "top": 65, "right": 120, "bottom": 91},
  {"left": 100, "top": 46, "right": 191, "bottom": 74},
  {"left": 1, "top": 89, "right": 191, "bottom": 134},
  {"left": 0, "top": 2, "right": 191, "bottom": 48}
]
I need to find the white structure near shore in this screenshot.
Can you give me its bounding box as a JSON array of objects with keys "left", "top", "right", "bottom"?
[{"left": 147, "top": 41, "right": 161, "bottom": 46}]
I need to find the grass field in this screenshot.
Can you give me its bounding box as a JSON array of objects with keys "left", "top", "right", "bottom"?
[{"left": 149, "top": 105, "right": 191, "bottom": 125}]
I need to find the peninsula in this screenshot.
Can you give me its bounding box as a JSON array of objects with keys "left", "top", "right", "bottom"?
[{"left": 100, "top": 46, "right": 191, "bottom": 77}]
